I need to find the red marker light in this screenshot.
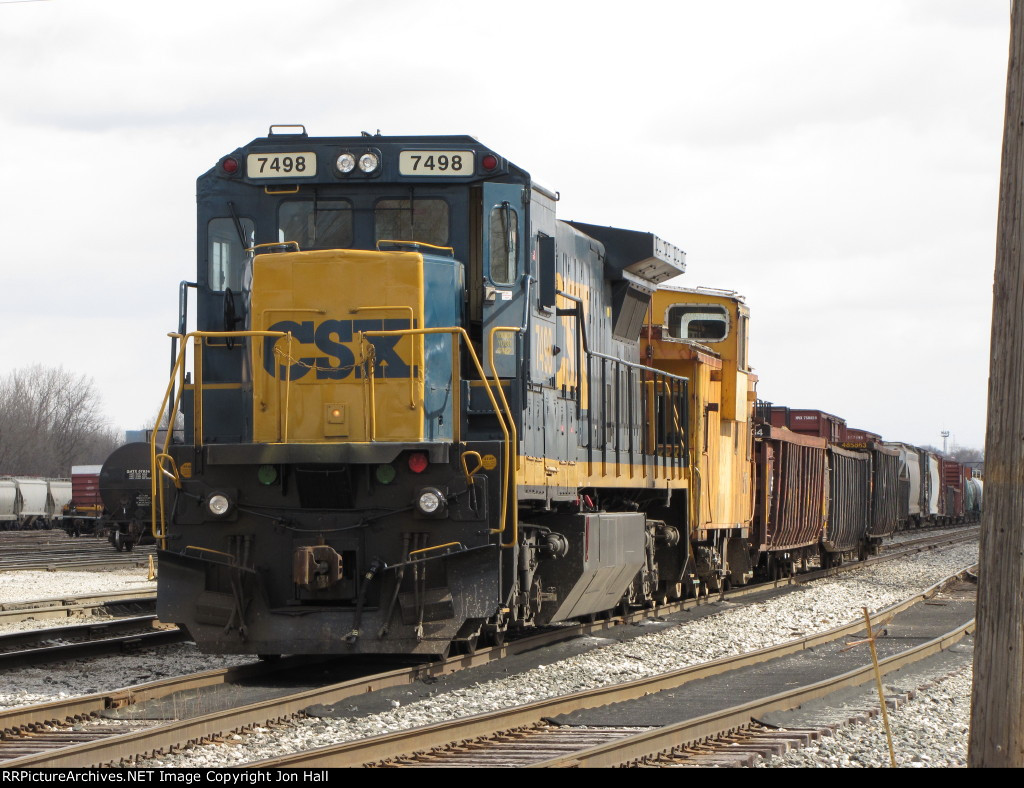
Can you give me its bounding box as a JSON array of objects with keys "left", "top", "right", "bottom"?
[
  {"left": 408, "top": 452, "right": 429, "bottom": 473},
  {"left": 481, "top": 154, "right": 498, "bottom": 171},
  {"left": 221, "top": 157, "right": 239, "bottom": 174}
]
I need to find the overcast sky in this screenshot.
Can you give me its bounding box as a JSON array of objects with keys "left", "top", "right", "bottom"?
[{"left": 0, "top": 0, "right": 1010, "bottom": 451}]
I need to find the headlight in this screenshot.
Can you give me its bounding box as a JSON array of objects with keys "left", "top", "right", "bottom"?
[
  {"left": 416, "top": 487, "right": 446, "bottom": 516},
  {"left": 358, "top": 152, "right": 379, "bottom": 173},
  {"left": 207, "top": 493, "right": 232, "bottom": 517},
  {"left": 336, "top": 153, "right": 356, "bottom": 173}
]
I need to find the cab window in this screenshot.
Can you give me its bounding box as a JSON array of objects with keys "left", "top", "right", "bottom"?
[
  {"left": 374, "top": 199, "right": 449, "bottom": 246},
  {"left": 278, "top": 200, "right": 353, "bottom": 249},
  {"left": 489, "top": 202, "right": 518, "bottom": 284},
  {"left": 208, "top": 217, "right": 254, "bottom": 292},
  {"left": 667, "top": 304, "right": 729, "bottom": 342}
]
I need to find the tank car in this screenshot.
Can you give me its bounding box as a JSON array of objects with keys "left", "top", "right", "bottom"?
[
  {"left": 152, "top": 128, "right": 694, "bottom": 657},
  {"left": 99, "top": 444, "right": 154, "bottom": 552}
]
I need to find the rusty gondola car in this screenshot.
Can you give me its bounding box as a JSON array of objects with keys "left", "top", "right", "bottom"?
[
  {"left": 839, "top": 433, "right": 901, "bottom": 545},
  {"left": 821, "top": 445, "right": 872, "bottom": 565},
  {"left": 751, "top": 420, "right": 828, "bottom": 578}
]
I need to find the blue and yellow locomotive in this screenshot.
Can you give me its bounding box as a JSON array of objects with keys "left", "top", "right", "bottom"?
[{"left": 152, "top": 127, "right": 705, "bottom": 656}]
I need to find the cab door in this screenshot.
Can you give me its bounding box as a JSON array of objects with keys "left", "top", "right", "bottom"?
[{"left": 482, "top": 182, "right": 525, "bottom": 378}]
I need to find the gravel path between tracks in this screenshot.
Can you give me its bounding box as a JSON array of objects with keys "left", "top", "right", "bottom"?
[
  {"left": 0, "top": 643, "right": 254, "bottom": 711},
  {"left": 137, "top": 541, "right": 978, "bottom": 768},
  {"left": 0, "top": 570, "right": 250, "bottom": 712},
  {"left": 758, "top": 661, "right": 973, "bottom": 768},
  {"left": 0, "top": 568, "right": 155, "bottom": 606}
]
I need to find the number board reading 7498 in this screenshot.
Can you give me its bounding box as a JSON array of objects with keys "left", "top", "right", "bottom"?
[
  {"left": 246, "top": 152, "right": 317, "bottom": 178},
  {"left": 398, "top": 150, "right": 474, "bottom": 176}
]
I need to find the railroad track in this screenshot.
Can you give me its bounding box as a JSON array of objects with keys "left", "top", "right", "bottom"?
[
  {"left": 0, "top": 615, "right": 185, "bottom": 668},
  {"left": 0, "top": 529, "right": 977, "bottom": 767},
  {"left": 0, "top": 531, "right": 155, "bottom": 573},
  {"left": 248, "top": 568, "right": 976, "bottom": 768},
  {"left": 0, "top": 592, "right": 156, "bottom": 626},
  {"left": 0, "top": 545, "right": 976, "bottom": 768}
]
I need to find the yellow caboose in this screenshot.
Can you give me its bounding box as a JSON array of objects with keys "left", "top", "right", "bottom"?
[{"left": 642, "top": 287, "right": 758, "bottom": 589}]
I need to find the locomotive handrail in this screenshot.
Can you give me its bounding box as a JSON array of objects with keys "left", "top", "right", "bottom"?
[
  {"left": 407, "top": 541, "right": 465, "bottom": 559},
  {"left": 351, "top": 305, "right": 419, "bottom": 410},
  {"left": 460, "top": 451, "right": 485, "bottom": 485},
  {"left": 487, "top": 326, "right": 524, "bottom": 547},
  {"left": 357, "top": 326, "right": 518, "bottom": 548},
  {"left": 557, "top": 290, "right": 688, "bottom": 481},
  {"left": 555, "top": 290, "right": 689, "bottom": 383},
  {"left": 150, "top": 330, "right": 291, "bottom": 548}
]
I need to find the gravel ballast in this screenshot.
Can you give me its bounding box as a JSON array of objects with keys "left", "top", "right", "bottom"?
[
  {"left": 0, "top": 568, "right": 250, "bottom": 712},
  {"left": 760, "top": 661, "right": 973, "bottom": 768},
  {"left": 0, "top": 568, "right": 155, "bottom": 606}
]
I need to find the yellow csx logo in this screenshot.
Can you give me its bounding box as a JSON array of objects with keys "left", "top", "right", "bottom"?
[{"left": 263, "top": 319, "right": 414, "bottom": 380}]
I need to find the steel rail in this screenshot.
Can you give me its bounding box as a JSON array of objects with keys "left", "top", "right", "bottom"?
[
  {"left": 242, "top": 564, "right": 976, "bottom": 768},
  {"left": 0, "top": 593, "right": 156, "bottom": 625},
  {"left": 532, "top": 618, "right": 975, "bottom": 767},
  {"left": 0, "top": 617, "right": 185, "bottom": 668}
]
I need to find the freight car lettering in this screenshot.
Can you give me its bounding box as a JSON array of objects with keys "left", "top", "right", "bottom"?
[{"left": 263, "top": 319, "right": 412, "bottom": 380}]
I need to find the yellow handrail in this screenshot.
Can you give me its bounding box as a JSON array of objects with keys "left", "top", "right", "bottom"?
[
  {"left": 408, "top": 541, "right": 465, "bottom": 558},
  {"left": 487, "top": 326, "right": 523, "bottom": 547},
  {"left": 460, "top": 450, "right": 484, "bottom": 485},
  {"left": 358, "top": 326, "right": 516, "bottom": 547},
  {"left": 150, "top": 330, "right": 290, "bottom": 548},
  {"left": 351, "top": 305, "right": 419, "bottom": 410}
]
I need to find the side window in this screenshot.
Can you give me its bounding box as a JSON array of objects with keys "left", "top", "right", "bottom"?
[
  {"left": 374, "top": 199, "right": 449, "bottom": 246},
  {"left": 488, "top": 202, "right": 518, "bottom": 284},
  {"left": 209, "top": 218, "right": 254, "bottom": 292},
  {"left": 278, "top": 200, "right": 353, "bottom": 249},
  {"left": 666, "top": 304, "right": 729, "bottom": 342}
]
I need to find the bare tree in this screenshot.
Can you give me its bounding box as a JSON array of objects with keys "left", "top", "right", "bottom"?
[
  {"left": 951, "top": 446, "right": 984, "bottom": 465},
  {"left": 0, "top": 366, "right": 121, "bottom": 477}
]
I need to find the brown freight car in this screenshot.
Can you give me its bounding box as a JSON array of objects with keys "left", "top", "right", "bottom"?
[
  {"left": 751, "top": 422, "right": 828, "bottom": 579},
  {"left": 770, "top": 407, "right": 847, "bottom": 443},
  {"left": 821, "top": 445, "right": 872, "bottom": 565}
]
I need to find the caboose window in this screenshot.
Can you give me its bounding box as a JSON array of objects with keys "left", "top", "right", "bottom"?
[
  {"left": 208, "top": 217, "right": 254, "bottom": 292},
  {"left": 374, "top": 199, "right": 449, "bottom": 246},
  {"left": 489, "top": 202, "right": 518, "bottom": 284},
  {"left": 278, "top": 200, "right": 353, "bottom": 249},
  {"left": 667, "top": 305, "right": 729, "bottom": 342}
]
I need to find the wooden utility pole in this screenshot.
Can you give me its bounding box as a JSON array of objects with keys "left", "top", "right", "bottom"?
[{"left": 969, "top": 0, "right": 1024, "bottom": 768}]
